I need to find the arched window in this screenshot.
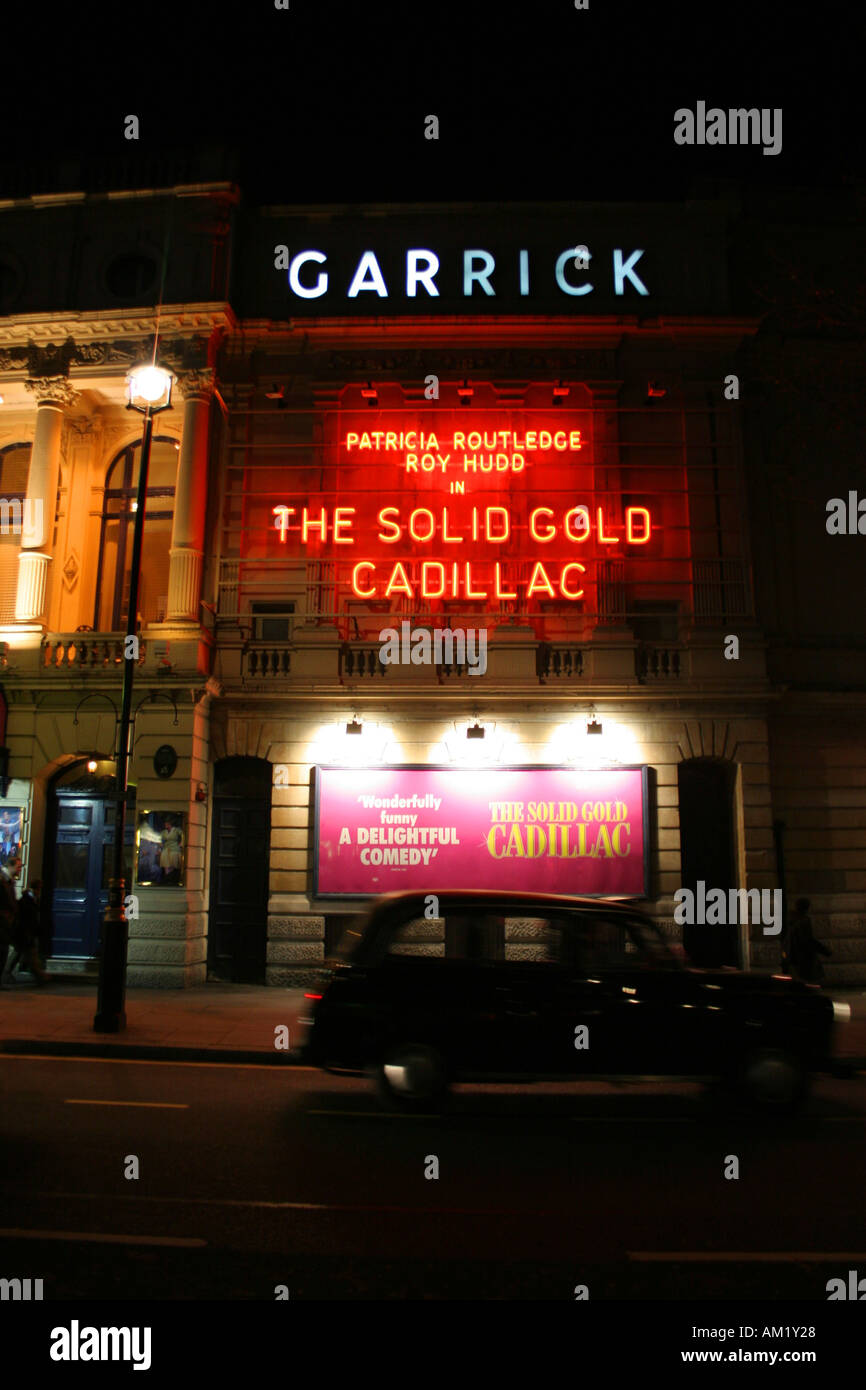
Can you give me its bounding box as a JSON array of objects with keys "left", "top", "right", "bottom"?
[
  {"left": 0, "top": 442, "right": 31, "bottom": 622},
  {"left": 94, "top": 436, "right": 178, "bottom": 630}
]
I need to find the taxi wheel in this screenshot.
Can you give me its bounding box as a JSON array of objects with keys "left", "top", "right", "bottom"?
[
  {"left": 739, "top": 1047, "right": 808, "bottom": 1112},
  {"left": 373, "top": 1044, "right": 448, "bottom": 1109}
]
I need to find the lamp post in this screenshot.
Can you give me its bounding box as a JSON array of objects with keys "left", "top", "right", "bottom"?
[{"left": 94, "top": 364, "right": 173, "bottom": 1032}]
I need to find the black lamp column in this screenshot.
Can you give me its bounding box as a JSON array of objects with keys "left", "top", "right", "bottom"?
[{"left": 95, "top": 366, "right": 172, "bottom": 1032}]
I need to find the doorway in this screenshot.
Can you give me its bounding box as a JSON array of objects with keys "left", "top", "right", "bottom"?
[
  {"left": 207, "top": 757, "right": 272, "bottom": 983},
  {"left": 47, "top": 763, "right": 134, "bottom": 960},
  {"left": 677, "top": 758, "right": 739, "bottom": 967}
]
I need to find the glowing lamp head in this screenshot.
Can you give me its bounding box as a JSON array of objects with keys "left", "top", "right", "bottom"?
[
  {"left": 127, "top": 365, "right": 173, "bottom": 412},
  {"left": 87, "top": 758, "right": 98, "bottom": 773}
]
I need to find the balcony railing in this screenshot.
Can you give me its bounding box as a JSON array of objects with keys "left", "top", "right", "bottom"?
[
  {"left": 637, "top": 645, "right": 682, "bottom": 680},
  {"left": 243, "top": 646, "right": 291, "bottom": 678},
  {"left": 339, "top": 645, "right": 387, "bottom": 679},
  {"left": 337, "top": 644, "right": 482, "bottom": 680},
  {"left": 42, "top": 632, "right": 146, "bottom": 670},
  {"left": 537, "top": 645, "right": 586, "bottom": 679}
]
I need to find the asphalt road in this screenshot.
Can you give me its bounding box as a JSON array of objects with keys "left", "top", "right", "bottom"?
[{"left": 1, "top": 1057, "right": 865, "bottom": 1300}]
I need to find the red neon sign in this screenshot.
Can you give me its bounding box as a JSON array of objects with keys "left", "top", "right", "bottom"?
[{"left": 251, "top": 407, "right": 661, "bottom": 608}]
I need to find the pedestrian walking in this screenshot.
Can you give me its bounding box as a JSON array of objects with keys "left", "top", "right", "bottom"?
[
  {"left": 7, "top": 878, "right": 48, "bottom": 985},
  {"left": 787, "top": 897, "right": 832, "bottom": 984},
  {"left": 0, "top": 854, "right": 23, "bottom": 987}
]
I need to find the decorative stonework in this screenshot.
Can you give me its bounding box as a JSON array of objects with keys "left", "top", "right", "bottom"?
[
  {"left": 175, "top": 367, "right": 215, "bottom": 401},
  {"left": 62, "top": 551, "right": 80, "bottom": 591},
  {"left": 24, "top": 377, "right": 79, "bottom": 408},
  {"left": 27, "top": 338, "right": 76, "bottom": 380},
  {"left": 268, "top": 915, "right": 325, "bottom": 939},
  {"left": 267, "top": 941, "right": 324, "bottom": 963},
  {"left": 67, "top": 416, "right": 99, "bottom": 441},
  {"left": 1, "top": 335, "right": 214, "bottom": 377},
  {"left": 72, "top": 343, "right": 109, "bottom": 365},
  {"left": 0, "top": 345, "right": 28, "bottom": 371}
]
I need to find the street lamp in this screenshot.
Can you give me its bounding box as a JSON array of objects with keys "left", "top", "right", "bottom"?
[{"left": 94, "top": 362, "right": 173, "bottom": 1032}]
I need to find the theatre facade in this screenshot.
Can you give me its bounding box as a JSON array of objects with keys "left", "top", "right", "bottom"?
[{"left": 0, "top": 182, "right": 863, "bottom": 984}]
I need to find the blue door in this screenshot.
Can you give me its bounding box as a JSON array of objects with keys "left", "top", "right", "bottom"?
[{"left": 52, "top": 798, "right": 134, "bottom": 958}]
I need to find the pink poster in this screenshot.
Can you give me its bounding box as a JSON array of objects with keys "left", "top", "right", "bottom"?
[{"left": 313, "top": 765, "right": 648, "bottom": 898}]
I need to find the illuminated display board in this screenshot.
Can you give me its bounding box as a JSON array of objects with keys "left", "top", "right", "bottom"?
[
  {"left": 313, "top": 765, "right": 650, "bottom": 898},
  {"left": 228, "top": 390, "right": 692, "bottom": 631}
]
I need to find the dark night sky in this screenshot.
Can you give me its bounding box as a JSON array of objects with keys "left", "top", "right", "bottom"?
[{"left": 2, "top": 1, "right": 859, "bottom": 204}]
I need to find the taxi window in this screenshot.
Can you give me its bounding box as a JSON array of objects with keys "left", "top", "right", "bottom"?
[
  {"left": 502, "top": 913, "right": 631, "bottom": 969},
  {"left": 579, "top": 914, "right": 631, "bottom": 969},
  {"left": 383, "top": 914, "right": 446, "bottom": 959},
  {"left": 382, "top": 906, "right": 505, "bottom": 962}
]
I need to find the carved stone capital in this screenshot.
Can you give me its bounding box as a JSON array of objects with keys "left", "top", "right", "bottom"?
[
  {"left": 175, "top": 367, "right": 215, "bottom": 402},
  {"left": 25, "top": 377, "right": 79, "bottom": 408}
]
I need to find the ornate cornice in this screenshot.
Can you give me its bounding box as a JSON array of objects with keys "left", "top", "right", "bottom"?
[
  {"left": 0, "top": 307, "right": 235, "bottom": 352},
  {"left": 24, "top": 377, "right": 79, "bottom": 407}
]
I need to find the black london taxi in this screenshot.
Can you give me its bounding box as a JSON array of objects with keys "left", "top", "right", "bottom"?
[{"left": 292, "top": 890, "right": 839, "bottom": 1110}]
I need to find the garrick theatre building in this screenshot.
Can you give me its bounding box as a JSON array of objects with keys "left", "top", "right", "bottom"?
[{"left": 0, "top": 182, "right": 863, "bottom": 986}]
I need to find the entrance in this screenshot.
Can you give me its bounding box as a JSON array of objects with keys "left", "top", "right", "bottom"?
[
  {"left": 207, "top": 757, "right": 271, "bottom": 983},
  {"left": 47, "top": 764, "right": 134, "bottom": 960},
  {"left": 677, "top": 757, "right": 739, "bottom": 968}
]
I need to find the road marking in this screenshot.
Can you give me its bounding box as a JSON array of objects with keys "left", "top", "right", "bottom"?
[
  {"left": 0, "top": 1228, "right": 206, "bottom": 1247},
  {"left": 1, "top": 1055, "right": 315, "bottom": 1071},
  {"left": 64, "top": 1099, "right": 188, "bottom": 1109},
  {"left": 628, "top": 1251, "right": 866, "bottom": 1263}
]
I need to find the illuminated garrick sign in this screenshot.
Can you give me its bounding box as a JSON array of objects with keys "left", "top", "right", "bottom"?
[
  {"left": 249, "top": 202, "right": 730, "bottom": 317},
  {"left": 278, "top": 245, "right": 649, "bottom": 302},
  {"left": 266, "top": 412, "right": 659, "bottom": 604}
]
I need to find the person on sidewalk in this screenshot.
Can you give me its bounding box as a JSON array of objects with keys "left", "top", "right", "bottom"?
[
  {"left": 0, "top": 854, "right": 23, "bottom": 987},
  {"left": 7, "top": 879, "right": 49, "bottom": 986},
  {"left": 787, "top": 897, "right": 832, "bottom": 985}
]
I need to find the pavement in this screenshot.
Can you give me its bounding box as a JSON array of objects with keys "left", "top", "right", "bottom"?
[{"left": 1, "top": 973, "right": 865, "bottom": 1068}]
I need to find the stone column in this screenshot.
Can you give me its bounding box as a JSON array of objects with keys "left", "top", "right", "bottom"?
[
  {"left": 15, "top": 376, "right": 78, "bottom": 623},
  {"left": 167, "top": 369, "right": 214, "bottom": 622}
]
